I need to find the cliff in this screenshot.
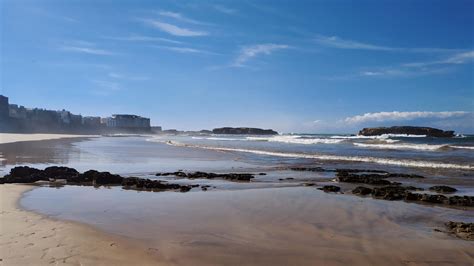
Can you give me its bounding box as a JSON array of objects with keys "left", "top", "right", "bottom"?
[
  {"left": 358, "top": 126, "right": 455, "bottom": 137},
  {"left": 212, "top": 127, "right": 278, "bottom": 135}
]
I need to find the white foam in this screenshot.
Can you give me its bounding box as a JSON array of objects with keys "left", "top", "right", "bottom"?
[
  {"left": 331, "top": 134, "right": 426, "bottom": 140},
  {"left": 450, "top": 145, "right": 474, "bottom": 150},
  {"left": 191, "top": 136, "right": 243, "bottom": 141},
  {"left": 246, "top": 135, "right": 344, "bottom": 145},
  {"left": 353, "top": 142, "right": 447, "bottom": 151},
  {"left": 161, "top": 140, "right": 473, "bottom": 170}
]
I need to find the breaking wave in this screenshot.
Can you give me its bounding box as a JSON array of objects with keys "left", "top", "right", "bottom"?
[
  {"left": 245, "top": 135, "right": 344, "bottom": 144},
  {"left": 155, "top": 140, "right": 474, "bottom": 170},
  {"left": 353, "top": 143, "right": 447, "bottom": 151}
]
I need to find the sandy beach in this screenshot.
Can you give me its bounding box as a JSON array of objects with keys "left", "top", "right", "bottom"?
[
  {"left": 0, "top": 133, "right": 96, "bottom": 145},
  {"left": 0, "top": 184, "right": 163, "bottom": 265}
]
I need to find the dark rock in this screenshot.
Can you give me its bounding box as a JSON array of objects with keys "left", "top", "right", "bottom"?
[
  {"left": 212, "top": 127, "right": 278, "bottom": 135},
  {"left": 372, "top": 186, "right": 408, "bottom": 200},
  {"left": 352, "top": 186, "right": 373, "bottom": 195},
  {"left": 79, "top": 170, "right": 123, "bottom": 185},
  {"left": 290, "top": 167, "right": 326, "bottom": 172},
  {"left": 429, "top": 186, "right": 457, "bottom": 193},
  {"left": 445, "top": 222, "right": 474, "bottom": 241},
  {"left": 122, "top": 177, "right": 193, "bottom": 192},
  {"left": 335, "top": 169, "right": 388, "bottom": 174},
  {"left": 43, "top": 166, "right": 79, "bottom": 180},
  {"left": 447, "top": 196, "right": 473, "bottom": 206},
  {"left": 258, "top": 173, "right": 267, "bottom": 175},
  {"left": 0, "top": 166, "right": 46, "bottom": 184},
  {"left": 157, "top": 171, "right": 255, "bottom": 181},
  {"left": 358, "top": 126, "right": 455, "bottom": 138},
  {"left": 303, "top": 183, "right": 316, "bottom": 186},
  {"left": 318, "top": 185, "right": 341, "bottom": 193},
  {"left": 387, "top": 173, "right": 425, "bottom": 178},
  {"left": 336, "top": 171, "right": 392, "bottom": 185}
]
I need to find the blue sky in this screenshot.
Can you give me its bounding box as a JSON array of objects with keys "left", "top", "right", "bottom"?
[{"left": 1, "top": 0, "right": 473, "bottom": 133}]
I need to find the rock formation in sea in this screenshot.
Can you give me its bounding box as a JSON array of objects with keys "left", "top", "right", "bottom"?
[
  {"left": 212, "top": 127, "right": 278, "bottom": 135},
  {"left": 358, "top": 126, "right": 455, "bottom": 137}
]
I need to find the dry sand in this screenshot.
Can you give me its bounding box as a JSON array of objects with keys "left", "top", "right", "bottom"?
[
  {"left": 0, "top": 133, "right": 97, "bottom": 145},
  {"left": 0, "top": 184, "right": 163, "bottom": 265}
]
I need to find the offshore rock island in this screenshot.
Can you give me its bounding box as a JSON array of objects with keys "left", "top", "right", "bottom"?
[{"left": 358, "top": 126, "right": 456, "bottom": 137}]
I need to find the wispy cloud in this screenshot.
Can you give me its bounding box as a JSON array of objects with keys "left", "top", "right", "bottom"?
[
  {"left": 108, "top": 72, "right": 149, "bottom": 81},
  {"left": 60, "top": 46, "right": 114, "bottom": 55},
  {"left": 404, "top": 50, "right": 474, "bottom": 67},
  {"left": 142, "top": 19, "right": 208, "bottom": 37},
  {"left": 152, "top": 45, "right": 214, "bottom": 54},
  {"left": 233, "top": 44, "right": 289, "bottom": 67},
  {"left": 157, "top": 10, "right": 208, "bottom": 25},
  {"left": 344, "top": 111, "right": 470, "bottom": 124},
  {"left": 104, "top": 35, "right": 182, "bottom": 44},
  {"left": 213, "top": 5, "right": 238, "bottom": 14},
  {"left": 315, "top": 35, "right": 395, "bottom": 51},
  {"left": 315, "top": 35, "right": 462, "bottom": 53}
]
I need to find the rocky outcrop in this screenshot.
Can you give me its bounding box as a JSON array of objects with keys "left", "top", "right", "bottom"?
[
  {"left": 318, "top": 185, "right": 341, "bottom": 193},
  {"left": 445, "top": 222, "right": 473, "bottom": 241},
  {"left": 336, "top": 171, "right": 393, "bottom": 185},
  {"left": 358, "top": 126, "right": 455, "bottom": 137},
  {"left": 156, "top": 171, "right": 255, "bottom": 181},
  {"left": 350, "top": 185, "right": 473, "bottom": 207},
  {"left": 0, "top": 166, "right": 196, "bottom": 193},
  {"left": 429, "top": 186, "right": 457, "bottom": 193},
  {"left": 212, "top": 127, "right": 278, "bottom": 135}
]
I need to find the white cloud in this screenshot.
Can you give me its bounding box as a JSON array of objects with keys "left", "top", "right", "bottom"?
[
  {"left": 104, "top": 35, "right": 182, "bottom": 44},
  {"left": 108, "top": 72, "right": 149, "bottom": 81},
  {"left": 142, "top": 19, "right": 208, "bottom": 37},
  {"left": 315, "top": 35, "right": 395, "bottom": 51},
  {"left": 153, "top": 45, "right": 212, "bottom": 54},
  {"left": 404, "top": 50, "right": 474, "bottom": 67},
  {"left": 60, "top": 46, "right": 114, "bottom": 55},
  {"left": 345, "top": 111, "right": 470, "bottom": 124},
  {"left": 157, "top": 11, "right": 207, "bottom": 25},
  {"left": 233, "top": 44, "right": 289, "bottom": 67},
  {"left": 315, "top": 35, "right": 462, "bottom": 53}
]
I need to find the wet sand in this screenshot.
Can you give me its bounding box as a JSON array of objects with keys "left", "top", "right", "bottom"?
[
  {"left": 19, "top": 185, "right": 474, "bottom": 266},
  {"left": 0, "top": 133, "right": 96, "bottom": 145},
  {"left": 0, "top": 184, "right": 164, "bottom": 265}
]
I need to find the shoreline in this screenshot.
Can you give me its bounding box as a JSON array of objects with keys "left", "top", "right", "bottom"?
[
  {"left": 0, "top": 133, "right": 98, "bottom": 145},
  {"left": 0, "top": 184, "right": 164, "bottom": 265}
]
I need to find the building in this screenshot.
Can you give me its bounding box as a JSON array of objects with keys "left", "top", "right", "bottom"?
[
  {"left": 0, "top": 95, "right": 9, "bottom": 120},
  {"left": 8, "top": 104, "right": 27, "bottom": 119},
  {"left": 104, "top": 114, "right": 150, "bottom": 129},
  {"left": 82, "top": 116, "right": 101, "bottom": 127}
]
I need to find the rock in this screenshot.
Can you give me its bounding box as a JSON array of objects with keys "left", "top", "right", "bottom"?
[
  {"left": 318, "top": 185, "right": 341, "bottom": 193},
  {"left": 43, "top": 166, "right": 79, "bottom": 180},
  {"left": 0, "top": 166, "right": 46, "bottom": 184},
  {"left": 335, "top": 169, "right": 388, "bottom": 174},
  {"left": 303, "top": 183, "right": 316, "bottom": 186},
  {"left": 156, "top": 171, "right": 255, "bottom": 181},
  {"left": 336, "top": 171, "right": 392, "bottom": 185},
  {"left": 447, "top": 196, "right": 473, "bottom": 206},
  {"left": 352, "top": 186, "right": 373, "bottom": 195},
  {"left": 122, "top": 177, "right": 193, "bottom": 192},
  {"left": 445, "top": 222, "right": 474, "bottom": 241},
  {"left": 429, "top": 186, "right": 457, "bottom": 193},
  {"left": 358, "top": 126, "right": 455, "bottom": 138},
  {"left": 212, "top": 127, "right": 278, "bottom": 135},
  {"left": 387, "top": 173, "right": 425, "bottom": 178},
  {"left": 372, "top": 186, "right": 408, "bottom": 200},
  {"left": 290, "top": 167, "right": 326, "bottom": 172},
  {"left": 79, "top": 170, "right": 123, "bottom": 185},
  {"left": 258, "top": 173, "right": 267, "bottom": 175}
]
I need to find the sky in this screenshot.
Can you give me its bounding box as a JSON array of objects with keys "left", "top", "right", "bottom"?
[{"left": 1, "top": 0, "right": 473, "bottom": 133}]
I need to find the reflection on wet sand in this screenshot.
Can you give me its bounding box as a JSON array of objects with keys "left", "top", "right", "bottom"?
[{"left": 21, "top": 186, "right": 474, "bottom": 265}]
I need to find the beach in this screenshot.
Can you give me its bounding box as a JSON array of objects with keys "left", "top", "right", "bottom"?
[
  {"left": 0, "top": 184, "right": 162, "bottom": 265},
  {"left": 1, "top": 135, "right": 473, "bottom": 265}
]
